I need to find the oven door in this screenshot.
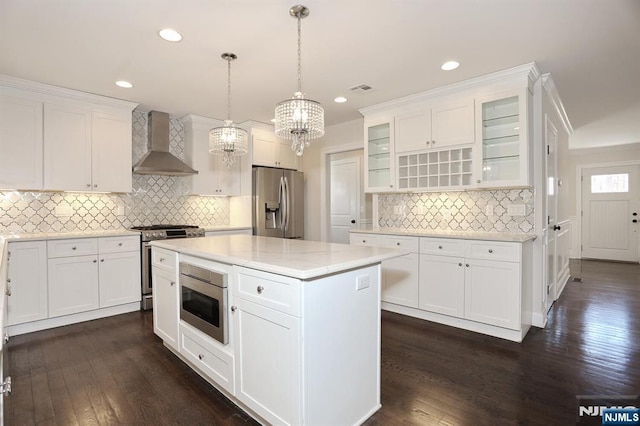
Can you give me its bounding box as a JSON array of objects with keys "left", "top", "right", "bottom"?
[{"left": 180, "top": 275, "right": 228, "bottom": 345}]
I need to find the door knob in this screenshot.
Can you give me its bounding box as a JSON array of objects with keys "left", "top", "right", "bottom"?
[
  {"left": 633, "top": 220, "right": 638, "bottom": 223},
  {"left": 351, "top": 220, "right": 356, "bottom": 224},
  {"left": 633, "top": 212, "right": 638, "bottom": 216},
  {"left": 553, "top": 225, "right": 561, "bottom": 231}
]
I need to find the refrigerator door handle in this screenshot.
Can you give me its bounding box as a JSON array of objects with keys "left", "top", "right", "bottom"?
[
  {"left": 279, "top": 176, "right": 287, "bottom": 231},
  {"left": 284, "top": 176, "right": 290, "bottom": 231}
]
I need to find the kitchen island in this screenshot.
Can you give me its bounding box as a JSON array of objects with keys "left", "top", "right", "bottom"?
[{"left": 150, "top": 235, "right": 402, "bottom": 426}]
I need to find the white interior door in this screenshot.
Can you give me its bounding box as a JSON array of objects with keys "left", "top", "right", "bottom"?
[
  {"left": 329, "top": 156, "right": 361, "bottom": 244},
  {"left": 545, "top": 117, "right": 558, "bottom": 311},
  {"left": 581, "top": 164, "right": 640, "bottom": 262}
]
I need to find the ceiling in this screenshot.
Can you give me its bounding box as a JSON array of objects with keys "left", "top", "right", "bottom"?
[{"left": 1, "top": 0, "right": 639, "bottom": 149}]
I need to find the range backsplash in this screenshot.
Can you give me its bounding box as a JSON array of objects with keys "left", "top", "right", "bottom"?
[
  {"left": 0, "top": 111, "right": 229, "bottom": 234},
  {"left": 377, "top": 188, "right": 534, "bottom": 233}
]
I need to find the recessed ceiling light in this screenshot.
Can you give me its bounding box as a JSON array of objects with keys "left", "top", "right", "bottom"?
[
  {"left": 115, "top": 80, "right": 133, "bottom": 88},
  {"left": 159, "top": 28, "right": 182, "bottom": 42},
  {"left": 441, "top": 61, "right": 460, "bottom": 71},
  {"left": 270, "top": 118, "right": 276, "bottom": 123},
  {"left": 334, "top": 96, "right": 347, "bottom": 103}
]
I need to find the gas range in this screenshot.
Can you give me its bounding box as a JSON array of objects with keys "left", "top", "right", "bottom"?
[{"left": 131, "top": 224, "right": 205, "bottom": 242}]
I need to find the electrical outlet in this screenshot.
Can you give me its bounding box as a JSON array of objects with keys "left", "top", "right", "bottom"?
[
  {"left": 507, "top": 204, "right": 526, "bottom": 216},
  {"left": 356, "top": 275, "right": 370, "bottom": 291},
  {"left": 417, "top": 205, "right": 425, "bottom": 215},
  {"left": 54, "top": 205, "right": 74, "bottom": 217},
  {"left": 485, "top": 205, "right": 494, "bottom": 216},
  {"left": 117, "top": 205, "right": 126, "bottom": 216},
  {"left": 393, "top": 205, "right": 403, "bottom": 215}
]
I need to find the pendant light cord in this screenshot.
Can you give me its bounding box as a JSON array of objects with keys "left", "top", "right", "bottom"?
[
  {"left": 297, "top": 14, "right": 302, "bottom": 94},
  {"left": 227, "top": 57, "right": 232, "bottom": 121}
]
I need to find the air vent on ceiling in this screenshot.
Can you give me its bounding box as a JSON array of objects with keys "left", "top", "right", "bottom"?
[{"left": 349, "top": 84, "right": 373, "bottom": 94}]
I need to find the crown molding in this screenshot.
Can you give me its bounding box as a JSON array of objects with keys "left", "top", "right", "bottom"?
[
  {"left": 540, "top": 73, "right": 573, "bottom": 135},
  {"left": 359, "top": 62, "right": 540, "bottom": 116},
  {"left": 0, "top": 73, "right": 138, "bottom": 111}
]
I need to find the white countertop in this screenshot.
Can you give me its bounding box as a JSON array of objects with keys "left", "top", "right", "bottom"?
[
  {"left": 152, "top": 235, "right": 403, "bottom": 280},
  {"left": 203, "top": 226, "right": 252, "bottom": 232},
  {"left": 0, "top": 229, "right": 140, "bottom": 241},
  {"left": 350, "top": 227, "right": 536, "bottom": 242}
]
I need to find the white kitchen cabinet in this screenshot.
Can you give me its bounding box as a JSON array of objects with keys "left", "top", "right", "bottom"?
[
  {"left": 6, "top": 241, "right": 48, "bottom": 325},
  {"left": 397, "top": 147, "right": 474, "bottom": 190},
  {"left": 48, "top": 255, "right": 100, "bottom": 317},
  {"left": 0, "top": 92, "right": 43, "bottom": 190},
  {"left": 364, "top": 118, "right": 395, "bottom": 192},
  {"left": 182, "top": 114, "right": 241, "bottom": 196},
  {"left": 98, "top": 251, "right": 140, "bottom": 308},
  {"left": 475, "top": 89, "right": 530, "bottom": 187},
  {"left": 419, "top": 254, "right": 465, "bottom": 318},
  {"left": 252, "top": 127, "right": 298, "bottom": 170},
  {"left": 350, "top": 233, "right": 419, "bottom": 308},
  {"left": 153, "top": 266, "right": 179, "bottom": 351},
  {"left": 44, "top": 103, "right": 133, "bottom": 192},
  {"left": 395, "top": 98, "right": 474, "bottom": 153}
]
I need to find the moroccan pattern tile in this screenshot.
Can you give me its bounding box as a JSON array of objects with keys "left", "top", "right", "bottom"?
[
  {"left": 0, "top": 111, "right": 229, "bottom": 235},
  {"left": 377, "top": 188, "right": 534, "bottom": 234}
]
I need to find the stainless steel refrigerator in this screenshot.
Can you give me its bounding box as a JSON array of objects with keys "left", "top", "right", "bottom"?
[{"left": 252, "top": 167, "right": 304, "bottom": 239}]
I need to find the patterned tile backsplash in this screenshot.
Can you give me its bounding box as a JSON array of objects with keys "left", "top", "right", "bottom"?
[
  {"left": 0, "top": 111, "right": 229, "bottom": 234},
  {"left": 378, "top": 188, "right": 535, "bottom": 233}
]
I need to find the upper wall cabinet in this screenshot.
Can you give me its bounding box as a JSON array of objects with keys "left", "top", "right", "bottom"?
[
  {"left": 252, "top": 127, "right": 298, "bottom": 170},
  {"left": 474, "top": 88, "right": 531, "bottom": 187},
  {"left": 0, "top": 75, "right": 138, "bottom": 192},
  {"left": 395, "top": 98, "right": 475, "bottom": 154},
  {"left": 182, "top": 114, "right": 241, "bottom": 196},
  {"left": 364, "top": 117, "right": 395, "bottom": 192},
  {"left": 0, "top": 90, "right": 43, "bottom": 190}
]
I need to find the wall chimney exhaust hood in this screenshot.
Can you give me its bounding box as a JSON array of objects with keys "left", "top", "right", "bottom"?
[{"left": 132, "top": 111, "right": 198, "bottom": 176}]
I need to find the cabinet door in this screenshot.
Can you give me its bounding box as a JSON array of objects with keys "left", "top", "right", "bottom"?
[
  {"left": 43, "top": 103, "right": 92, "bottom": 191},
  {"left": 252, "top": 129, "right": 278, "bottom": 167},
  {"left": 464, "top": 258, "right": 520, "bottom": 329},
  {"left": 364, "top": 119, "right": 395, "bottom": 192},
  {"left": 216, "top": 154, "right": 241, "bottom": 195},
  {"left": 395, "top": 110, "right": 430, "bottom": 153},
  {"left": 152, "top": 266, "right": 179, "bottom": 351},
  {"left": 7, "top": 241, "right": 48, "bottom": 325},
  {"left": 48, "top": 255, "right": 99, "bottom": 317},
  {"left": 0, "top": 94, "right": 43, "bottom": 190},
  {"left": 276, "top": 139, "right": 299, "bottom": 170},
  {"left": 382, "top": 253, "right": 419, "bottom": 308},
  {"left": 92, "top": 111, "right": 132, "bottom": 192},
  {"left": 234, "top": 298, "right": 301, "bottom": 426},
  {"left": 474, "top": 89, "right": 529, "bottom": 187},
  {"left": 418, "top": 254, "right": 465, "bottom": 318},
  {"left": 98, "top": 251, "right": 141, "bottom": 308},
  {"left": 431, "top": 99, "right": 475, "bottom": 148}
]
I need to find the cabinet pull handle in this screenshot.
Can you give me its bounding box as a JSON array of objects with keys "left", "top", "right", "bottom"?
[
  {"left": 488, "top": 249, "right": 493, "bottom": 253},
  {"left": 6, "top": 285, "right": 11, "bottom": 297},
  {"left": 257, "top": 285, "right": 264, "bottom": 294},
  {"left": 198, "top": 354, "right": 204, "bottom": 360},
  {"left": 170, "top": 281, "right": 175, "bottom": 286},
  {"left": 3, "top": 333, "right": 8, "bottom": 344},
  {"left": 231, "top": 306, "right": 237, "bottom": 313}
]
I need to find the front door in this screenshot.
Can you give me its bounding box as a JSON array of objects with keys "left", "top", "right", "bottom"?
[
  {"left": 329, "top": 155, "right": 361, "bottom": 244},
  {"left": 581, "top": 164, "right": 640, "bottom": 262}
]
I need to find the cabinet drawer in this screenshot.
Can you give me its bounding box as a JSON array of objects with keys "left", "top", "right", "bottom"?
[
  {"left": 47, "top": 238, "right": 98, "bottom": 258},
  {"left": 420, "top": 237, "right": 464, "bottom": 256},
  {"left": 180, "top": 322, "right": 234, "bottom": 394},
  {"left": 99, "top": 235, "right": 139, "bottom": 253},
  {"left": 349, "top": 233, "right": 379, "bottom": 246},
  {"left": 465, "top": 241, "right": 521, "bottom": 262},
  {"left": 379, "top": 235, "right": 419, "bottom": 253},
  {"left": 152, "top": 247, "right": 177, "bottom": 272},
  {"left": 235, "top": 267, "right": 301, "bottom": 316}
]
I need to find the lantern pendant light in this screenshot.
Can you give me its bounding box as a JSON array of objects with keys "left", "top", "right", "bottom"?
[{"left": 274, "top": 5, "right": 325, "bottom": 157}]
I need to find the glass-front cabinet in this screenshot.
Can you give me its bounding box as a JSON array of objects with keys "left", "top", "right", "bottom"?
[
  {"left": 364, "top": 118, "right": 395, "bottom": 192},
  {"left": 475, "top": 89, "right": 530, "bottom": 187}
]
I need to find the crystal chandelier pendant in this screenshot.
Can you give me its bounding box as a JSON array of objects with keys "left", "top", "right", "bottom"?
[
  {"left": 209, "top": 53, "right": 248, "bottom": 168},
  {"left": 274, "top": 5, "right": 324, "bottom": 157}
]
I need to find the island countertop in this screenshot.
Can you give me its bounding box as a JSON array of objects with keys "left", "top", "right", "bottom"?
[{"left": 151, "top": 235, "right": 403, "bottom": 280}]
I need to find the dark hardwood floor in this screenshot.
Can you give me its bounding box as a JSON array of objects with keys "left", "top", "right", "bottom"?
[{"left": 7, "top": 260, "right": 640, "bottom": 425}]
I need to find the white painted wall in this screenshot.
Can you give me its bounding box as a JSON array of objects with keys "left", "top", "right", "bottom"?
[{"left": 300, "top": 118, "right": 364, "bottom": 241}]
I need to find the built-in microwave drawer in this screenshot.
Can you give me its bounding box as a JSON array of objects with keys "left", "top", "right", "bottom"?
[
  {"left": 465, "top": 240, "right": 521, "bottom": 262},
  {"left": 152, "top": 247, "right": 177, "bottom": 272},
  {"left": 99, "top": 235, "right": 139, "bottom": 253},
  {"left": 235, "top": 267, "right": 301, "bottom": 317},
  {"left": 47, "top": 238, "right": 98, "bottom": 258},
  {"left": 420, "top": 237, "right": 464, "bottom": 257}
]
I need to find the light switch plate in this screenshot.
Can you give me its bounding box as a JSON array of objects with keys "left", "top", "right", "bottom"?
[
  {"left": 507, "top": 204, "right": 526, "bottom": 216},
  {"left": 393, "top": 205, "right": 403, "bottom": 215},
  {"left": 356, "top": 275, "right": 370, "bottom": 291}
]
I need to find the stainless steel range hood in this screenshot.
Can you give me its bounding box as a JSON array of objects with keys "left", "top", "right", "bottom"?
[{"left": 132, "top": 111, "right": 198, "bottom": 176}]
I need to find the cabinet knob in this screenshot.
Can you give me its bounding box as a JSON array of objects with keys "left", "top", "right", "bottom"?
[
  {"left": 390, "top": 185, "right": 394, "bottom": 188},
  {"left": 100, "top": 259, "right": 104, "bottom": 262},
  {"left": 438, "top": 245, "right": 443, "bottom": 249},
  {"left": 426, "top": 141, "right": 430, "bottom": 145},
  {"left": 6, "top": 286, "right": 11, "bottom": 296},
  {"left": 477, "top": 180, "right": 481, "bottom": 184},
  {"left": 118, "top": 243, "right": 123, "bottom": 246},
  {"left": 465, "top": 264, "right": 469, "bottom": 267},
  {"left": 362, "top": 240, "right": 366, "bottom": 243},
  {"left": 257, "top": 285, "right": 264, "bottom": 294},
  {"left": 231, "top": 306, "right": 237, "bottom": 313},
  {"left": 93, "top": 259, "right": 97, "bottom": 263},
  {"left": 431, "top": 140, "right": 436, "bottom": 145},
  {"left": 396, "top": 242, "right": 400, "bottom": 246},
  {"left": 3, "top": 333, "right": 8, "bottom": 344},
  {"left": 170, "top": 281, "right": 175, "bottom": 286},
  {"left": 72, "top": 246, "right": 77, "bottom": 250},
  {"left": 488, "top": 249, "right": 493, "bottom": 253},
  {"left": 86, "top": 183, "right": 91, "bottom": 188},
  {"left": 198, "top": 354, "right": 204, "bottom": 360},
  {"left": 458, "top": 263, "right": 463, "bottom": 267},
  {"left": 94, "top": 184, "right": 98, "bottom": 188},
  {"left": 159, "top": 257, "right": 165, "bottom": 262},
  {"left": 6, "top": 278, "right": 10, "bottom": 283},
  {"left": 1, "top": 377, "right": 11, "bottom": 397}
]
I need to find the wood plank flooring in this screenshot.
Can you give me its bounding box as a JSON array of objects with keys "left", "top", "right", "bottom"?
[{"left": 6, "top": 260, "right": 640, "bottom": 425}]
